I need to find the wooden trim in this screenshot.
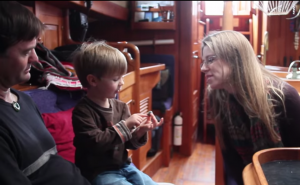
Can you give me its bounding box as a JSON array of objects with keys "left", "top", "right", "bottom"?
[
  {"left": 206, "top": 18, "right": 210, "bottom": 35},
  {"left": 249, "top": 148, "right": 300, "bottom": 185},
  {"left": 257, "top": 9, "right": 263, "bottom": 57},
  {"left": 44, "top": 1, "right": 128, "bottom": 21},
  {"left": 90, "top": 1, "right": 128, "bottom": 21},
  {"left": 199, "top": 20, "right": 206, "bottom": 25},
  {"left": 249, "top": 18, "right": 253, "bottom": 46},
  {"left": 202, "top": 15, "right": 252, "bottom": 19},
  {"left": 140, "top": 63, "right": 165, "bottom": 75},
  {"left": 178, "top": 1, "right": 194, "bottom": 156},
  {"left": 131, "top": 22, "right": 176, "bottom": 30},
  {"left": 243, "top": 163, "right": 260, "bottom": 185},
  {"left": 215, "top": 137, "right": 225, "bottom": 185},
  {"left": 63, "top": 9, "right": 76, "bottom": 45},
  {"left": 12, "top": 84, "right": 38, "bottom": 91}
]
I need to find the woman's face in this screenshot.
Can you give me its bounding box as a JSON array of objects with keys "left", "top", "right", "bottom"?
[{"left": 201, "top": 46, "right": 232, "bottom": 90}]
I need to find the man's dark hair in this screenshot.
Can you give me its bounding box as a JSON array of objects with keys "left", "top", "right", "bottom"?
[{"left": 0, "top": 1, "right": 45, "bottom": 54}]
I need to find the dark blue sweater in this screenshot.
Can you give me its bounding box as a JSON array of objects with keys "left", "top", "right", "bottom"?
[{"left": 0, "top": 89, "right": 90, "bottom": 185}]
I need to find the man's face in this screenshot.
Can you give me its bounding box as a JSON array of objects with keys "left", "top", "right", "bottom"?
[{"left": 0, "top": 38, "right": 38, "bottom": 87}]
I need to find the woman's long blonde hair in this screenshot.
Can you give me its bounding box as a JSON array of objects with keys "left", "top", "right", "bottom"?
[{"left": 202, "top": 31, "right": 286, "bottom": 149}]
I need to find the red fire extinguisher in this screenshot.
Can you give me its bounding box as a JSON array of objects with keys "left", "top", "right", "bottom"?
[{"left": 173, "top": 112, "right": 183, "bottom": 146}]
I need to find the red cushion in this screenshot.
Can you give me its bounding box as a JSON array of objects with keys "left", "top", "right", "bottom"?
[{"left": 42, "top": 108, "right": 75, "bottom": 163}]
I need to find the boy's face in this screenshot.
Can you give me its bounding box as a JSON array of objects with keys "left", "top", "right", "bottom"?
[{"left": 95, "top": 74, "right": 125, "bottom": 99}]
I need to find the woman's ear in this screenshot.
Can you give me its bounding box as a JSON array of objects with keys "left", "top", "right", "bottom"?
[{"left": 86, "top": 74, "right": 99, "bottom": 87}]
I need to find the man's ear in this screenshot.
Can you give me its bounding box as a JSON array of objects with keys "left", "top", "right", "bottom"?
[{"left": 86, "top": 74, "right": 99, "bottom": 87}]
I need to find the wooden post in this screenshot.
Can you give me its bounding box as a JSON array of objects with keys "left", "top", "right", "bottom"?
[
  {"left": 222, "top": 1, "right": 233, "bottom": 31},
  {"left": 215, "top": 137, "right": 225, "bottom": 185}
]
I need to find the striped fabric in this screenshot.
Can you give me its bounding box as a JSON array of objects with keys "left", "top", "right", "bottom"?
[{"left": 32, "top": 43, "right": 83, "bottom": 91}]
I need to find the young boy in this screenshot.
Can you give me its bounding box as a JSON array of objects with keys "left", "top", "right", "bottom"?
[{"left": 72, "top": 41, "right": 163, "bottom": 185}]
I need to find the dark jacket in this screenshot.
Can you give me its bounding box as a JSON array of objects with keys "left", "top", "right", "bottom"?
[
  {"left": 72, "top": 97, "right": 147, "bottom": 181},
  {"left": 0, "top": 89, "right": 90, "bottom": 185},
  {"left": 222, "top": 82, "right": 300, "bottom": 185}
]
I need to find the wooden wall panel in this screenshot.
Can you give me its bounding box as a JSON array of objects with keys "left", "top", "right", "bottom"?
[
  {"left": 201, "top": 16, "right": 251, "bottom": 32},
  {"left": 35, "top": 1, "right": 65, "bottom": 49},
  {"left": 265, "top": 14, "right": 300, "bottom": 67},
  {"left": 266, "top": 16, "right": 282, "bottom": 66},
  {"left": 41, "top": 25, "right": 60, "bottom": 50},
  {"left": 252, "top": 8, "right": 262, "bottom": 56}
]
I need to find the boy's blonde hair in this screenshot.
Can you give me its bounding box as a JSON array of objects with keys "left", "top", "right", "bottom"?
[{"left": 73, "top": 41, "right": 127, "bottom": 87}]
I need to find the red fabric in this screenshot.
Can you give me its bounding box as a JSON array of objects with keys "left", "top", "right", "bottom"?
[{"left": 42, "top": 108, "right": 75, "bottom": 163}]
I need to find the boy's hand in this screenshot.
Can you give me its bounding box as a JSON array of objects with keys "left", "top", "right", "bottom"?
[
  {"left": 124, "top": 113, "right": 148, "bottom": 129},
  {"left": 134, "top": 112, "right": 164, "bottom": 139},
  {"left": 148, "top": 112, "right": 164, "bottom": 128}
]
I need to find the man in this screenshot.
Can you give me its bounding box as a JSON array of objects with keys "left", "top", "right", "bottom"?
[{"left": 0, "top": 2, "right": 90, "bottom": 184}]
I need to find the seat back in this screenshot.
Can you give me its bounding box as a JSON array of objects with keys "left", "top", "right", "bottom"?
[{"left": 140, "top": 54, "right": 175, "bottom": 113}]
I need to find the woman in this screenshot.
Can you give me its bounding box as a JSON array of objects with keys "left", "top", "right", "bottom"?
[
  {"left": 0, "top": 2, "right": 90, "bottom": 184},
  {"left": 201, "top": 30, "right": 300, "bottom": 185}
]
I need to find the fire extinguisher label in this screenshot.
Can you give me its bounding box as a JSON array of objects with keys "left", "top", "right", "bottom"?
[{"left": 173, "top": 126, "right": 182, "bottom": 146}]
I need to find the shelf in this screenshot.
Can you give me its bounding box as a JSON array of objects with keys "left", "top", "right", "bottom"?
[
  {"left": 131, "top": 1, "right": 176, "bottom": 30},
  {"left": 135, "top": 6, "right": 174, "bottom": 12},
  {"left": 199, "top": 21, "right": 206, "bottom": 25},
  {"left": 135, "top": 8, "right": 161, "bottom": 12},
  {"left": 132, "top": 22, "right": 175, "bottom": 30}
]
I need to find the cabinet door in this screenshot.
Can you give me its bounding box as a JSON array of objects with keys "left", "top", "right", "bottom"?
[
  {"left": 40, "top": 24, "right": 62, "bottom": 50},
  {"left": 35, "top": 1, "right": 63, "bottom": 49},
  {"left": 191, "top": 1, "right": 201, "bottom": 150},
  {"left": 192, "top": 49, "right": 200, "bottom": 148}
]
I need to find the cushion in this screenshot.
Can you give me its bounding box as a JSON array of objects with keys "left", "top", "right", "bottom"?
[
  {"left": 24, "top": 89, "right": 60, "bottom": 113},
  {"left": 42, "top": 108, "right": 75, "bottom": 163},
  {"left": 152, "top": 97, "right": 173, "bottom": 114},
  {"left": 24, "top": 88, "right": 84, "bottom": 113},
  {"left": 140, "top": 54, "right": 175, "bottom": 99}
]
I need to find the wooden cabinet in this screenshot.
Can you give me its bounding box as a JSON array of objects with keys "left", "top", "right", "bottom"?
[
  {"left": 131, "top": 1, "right": 176, "bottom": 30},
  {"left": 17, "top": 1, "right": 64, "bottom": 50},
  {"left": 178, "top": 1, "right": 204, "bottom": 156},
  {"left": 35, "top": 1, "right": 64, "bottom": 50}
]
